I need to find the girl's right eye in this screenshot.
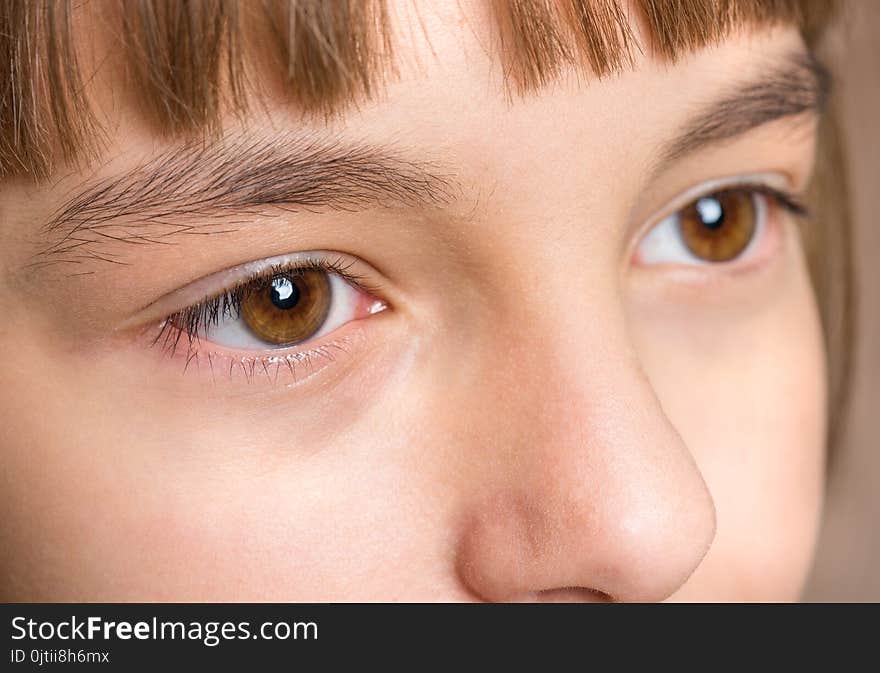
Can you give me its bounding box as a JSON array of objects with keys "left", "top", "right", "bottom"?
[
  {"left": 200, "top": 268, "right": 368, "bottom": 350},
  {"left": 158, "top": 254, "right": 387, "bottom": 355}
]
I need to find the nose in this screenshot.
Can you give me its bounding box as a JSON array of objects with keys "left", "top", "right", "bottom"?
[{"left": 453, "top": 297, "right": 716, "bottom": 603}]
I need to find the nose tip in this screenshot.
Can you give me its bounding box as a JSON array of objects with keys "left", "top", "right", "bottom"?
[
  {"left": 454, "top": 437, "right": 717, "bottom": 603},
  {"left": 590, "top": 478, "right": 717, "bottom": 601}
]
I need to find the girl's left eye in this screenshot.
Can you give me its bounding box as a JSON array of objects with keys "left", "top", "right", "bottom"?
[
  {"left": 161, "top": 258, "right": 385, "bottom": 353},
  {"left": 634, "top": 186, "right": 805, "bottom": 266}
]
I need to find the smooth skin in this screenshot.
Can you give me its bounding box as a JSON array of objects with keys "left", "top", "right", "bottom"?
[{"left": 0, "top": 1, "right": 826, "bottom": 601}]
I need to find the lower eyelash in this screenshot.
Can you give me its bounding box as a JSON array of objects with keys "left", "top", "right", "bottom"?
[{"left": 156, "top": 328, "right": 357, "bottom": 385}]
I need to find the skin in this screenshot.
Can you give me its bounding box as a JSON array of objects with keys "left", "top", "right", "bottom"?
[{"left": 0, "top": 2, "right": 827, "bottom": 601}]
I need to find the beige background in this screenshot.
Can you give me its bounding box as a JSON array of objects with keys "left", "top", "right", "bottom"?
[{"left": 804, "top": 1, "right": 880, "bottom": 601}]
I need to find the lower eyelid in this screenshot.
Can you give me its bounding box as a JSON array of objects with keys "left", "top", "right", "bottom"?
[{"left": 144, "top": 316, "right": 373, "bottom": 387}]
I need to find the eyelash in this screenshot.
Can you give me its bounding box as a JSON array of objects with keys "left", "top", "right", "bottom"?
[
  {"left": 739, "top": 183, "right": 808, "bottom": 219},
  {"left": 152, "top": 255, "right": 375, "bottom": 359},
  {"left": 663, "top": 182, "right": 809, "bottom": 224}
]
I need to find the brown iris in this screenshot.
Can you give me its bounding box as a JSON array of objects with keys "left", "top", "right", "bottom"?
[
  {"left": 240, "top": 270, "right": 331, "bottom": 345},
  {"left": 678, "top": 190, "right": 757, "bottom": 262}
]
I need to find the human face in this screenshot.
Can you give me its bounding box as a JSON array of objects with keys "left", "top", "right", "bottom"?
[{"left": 0, "top": 2, "right": 826, "bottom": 601}]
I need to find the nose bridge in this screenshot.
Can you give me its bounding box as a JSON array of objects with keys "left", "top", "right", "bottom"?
[
  {"left": 453, "top": 283, "right": 716, "bottom": 602},
  {"left": 469, "top": 269, "right": 654, "bottom": 469}
]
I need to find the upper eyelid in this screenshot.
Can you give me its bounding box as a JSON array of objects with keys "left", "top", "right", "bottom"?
[
  {"left": 627, "top": 173, "right": 797, "bottom": 242},
  {"left": 641, "top": 174, "right": 793, "bottom": 224},
  {"left": 117, "top": 251, "right": 382, "bottom": 330}
]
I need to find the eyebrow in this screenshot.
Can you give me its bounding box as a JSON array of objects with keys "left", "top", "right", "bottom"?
[
  {"left": 654, "top": 51, "right": 830, "bottom": 173},
  {"left": 37, "top": 133, "right": 458, "bottom": 269},
  {"left": 35, "top": 51, "right": 829, "bottom": 271}
]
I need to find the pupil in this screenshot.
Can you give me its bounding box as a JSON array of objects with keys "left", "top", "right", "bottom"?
[
  {"left": 695, "top": 197, "right": 725, "bottom": 230},
  {"left": 270, "top": 276, "right": 300, "bottom": 310}
]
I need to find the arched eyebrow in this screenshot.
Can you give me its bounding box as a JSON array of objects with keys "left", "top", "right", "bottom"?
[{"left": 654, "top": 51, "right": 830, "bottom": 174}]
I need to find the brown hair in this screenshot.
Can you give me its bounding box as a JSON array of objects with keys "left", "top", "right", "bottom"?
[{"left": 0, "top": 0, "right": 852, "bottom": 449}]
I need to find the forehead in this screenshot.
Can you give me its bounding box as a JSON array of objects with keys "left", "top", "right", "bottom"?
[{"left": 1, "top": 0, "right": 829, "bottom": 179}]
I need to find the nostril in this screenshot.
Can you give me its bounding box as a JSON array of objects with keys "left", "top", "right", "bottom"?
[{"left": 530, "top": 587, "right": 614, "bottom": 603}]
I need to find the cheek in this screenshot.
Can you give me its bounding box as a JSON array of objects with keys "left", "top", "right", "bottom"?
[
  {"left": 0, "top": 334, "right": 385, "bottom": 600},
  {"left": 0, "top": 317, "right": 458, "bottom": 601},
  {"left": 626, "top": 229, "right": 826, "bottom": 600}
]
